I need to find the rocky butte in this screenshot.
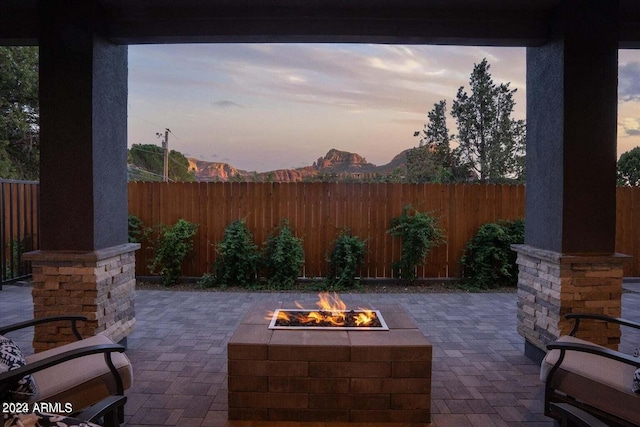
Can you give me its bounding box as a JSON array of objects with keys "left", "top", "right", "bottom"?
[{"left": 188, "top": 148, "right": 410, "bottom": 182}]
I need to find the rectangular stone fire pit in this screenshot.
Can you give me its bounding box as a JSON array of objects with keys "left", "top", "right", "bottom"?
[{"left": 228, "top": 301, "right": 432, "bottom": 423}]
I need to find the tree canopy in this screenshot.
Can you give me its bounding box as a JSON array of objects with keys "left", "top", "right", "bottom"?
[
  {"left": 451, "top": 59, "right": 525, "bottom": 183},
  {"left": 617, "top": 146, "right": 640, "bottom": 186},
  {"left": 0, "top": 47, "right": 39, "bottom": 180},
  {"left": 407, "top": 100, "right": 451, "bottom": 183},
  {"left": 406, "top": 58, "right": 525, "bottom": 184}
]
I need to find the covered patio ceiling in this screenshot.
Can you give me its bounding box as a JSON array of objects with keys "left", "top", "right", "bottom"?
[{"left": 2, "top": 0, "right": 640, "bottom": 47}]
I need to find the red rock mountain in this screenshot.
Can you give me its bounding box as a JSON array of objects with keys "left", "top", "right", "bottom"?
[
  {"left": 313, "top": 149, "right": 373, "bottom": 172},
  {"left": 188, "top": 148, "right": 409, "bottom": 182}
]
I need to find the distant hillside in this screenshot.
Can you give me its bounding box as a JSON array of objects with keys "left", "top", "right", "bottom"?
[
  {"left": 128, "top": 144, "right": 195, "bottom": 182},
  {"left": 188, "top": 148, "right": 411, "bottom": 182}
]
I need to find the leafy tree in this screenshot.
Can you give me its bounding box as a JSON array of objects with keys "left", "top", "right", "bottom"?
[
  {"left": 419, "top": 100, "right": 453, "bottom": 167},
  {"left": 0, "top": 47, "right": 39, "bottom": 179},
  {"left": 409, "top": 100, "right": 451, "bottom": 183},
  {"left": 405, "top": 146, "right": 437, "bottom": 183},
  {"left": 128, "top": 144, "right": 195, "bottom": 181},
  {"left": 451, "top": 58, "right": 525, "bottom": 183},
  {"left": 385, "top": 167, "right": 405, "bottom": 183},
  {"left": 617, "top": 146, "right": 640, "bottom": 186}
]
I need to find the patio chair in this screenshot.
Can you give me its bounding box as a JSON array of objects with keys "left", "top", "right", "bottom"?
[
  {"left": 0, "top": 315, "right": 132, "bottom": 427},
  {"left": 540, "top": 313, "right": 640, "bottom": 426}
]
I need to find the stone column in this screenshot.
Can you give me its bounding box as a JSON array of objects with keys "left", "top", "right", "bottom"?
[
  {"left": 24, "top": 244, "right": 139, "bottom": 352},
  {"left": 26, "top": 0, "right": 135, "bottom": 350},
  {"left": 520, "top": 1, "right": 625, "bottom": 361},
  {"left": 512, "top": 245, "right": 628, "bottom": 359}
]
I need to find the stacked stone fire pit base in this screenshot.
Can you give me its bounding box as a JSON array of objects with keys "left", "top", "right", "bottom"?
[{"left": 228, "top": 301, "right": 432, "bottom": 423}]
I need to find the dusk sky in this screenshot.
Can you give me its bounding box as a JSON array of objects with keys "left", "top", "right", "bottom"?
[{"left": 128, "top": 44, "right": 640, "bottom": 173}]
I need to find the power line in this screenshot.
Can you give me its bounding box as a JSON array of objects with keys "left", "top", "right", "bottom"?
[
  {"left": 127, "top": 164, "right": 175, "bottom": 182},
  {"left": 129, "top": 145, "right": 164, "bottom": 156},
  {"left": 129, "top": 144, "right": 192, "bottom": 174}
]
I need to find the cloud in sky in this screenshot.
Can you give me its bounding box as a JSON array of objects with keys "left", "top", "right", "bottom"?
[
  {"left": 619, "top": 117, "right": 640, "bottom": 137},
  {"left": 213, "top": 100, "right": 243, "bottom": 109},
  {"left": 128, "top": 44, "right": 640, "bottom": 172},
  {"left": 619, "top": 61, "right": 640, "bottom": 102}
]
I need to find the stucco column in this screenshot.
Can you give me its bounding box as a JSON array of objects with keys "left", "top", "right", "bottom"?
[
  {"left": 519, "top": 0, "right": 625, "bottom": 361},
  {"left": 24, "top": 0, "right": 135, "bottom": 350}
]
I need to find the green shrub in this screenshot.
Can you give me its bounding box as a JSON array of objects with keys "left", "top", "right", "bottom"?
[
  {"left": 388, "top": 206, "right": 445, "bottom": 282},
  {"left": 460, "top": 218, "right": 524, "bottom": 289},
  {"left": 128, "top": 214, "right": 145, "bottom": 243},
  {"left": 209, "top": 219, "right": 259, "bottom": 288},
  {"left": 148, "top": 218, "right": 198, "bottom": 286},
  {"left": 262, "top": 220, "right": 304, "bottom": 289},
  {"left": 326, "top": 230, "right": 367, "bottom": 289}
]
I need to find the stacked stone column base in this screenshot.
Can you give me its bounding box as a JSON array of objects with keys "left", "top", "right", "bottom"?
[
  {"left": 24, "top": 243, "right": 140, "bottom": 352},
  {"left": 512, "top": 244, "right": 629, "bottom": 355}
]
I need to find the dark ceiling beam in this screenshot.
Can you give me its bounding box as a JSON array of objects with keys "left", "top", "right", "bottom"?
[
  {"left": 105, "top": 9, "right": 550, "bottom": 46},
  {"left": 0, "top": 0, "right": 38, "bottom": 46},
  {"left": 620, "top": 23, "right": 640, "bottom": 49},
  {"left": 0, "top": 0, "right": 639, "bottom": 48}
]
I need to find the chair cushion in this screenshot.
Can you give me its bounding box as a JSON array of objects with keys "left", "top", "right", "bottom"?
[
  {"left": 25, "top": 334, "right": 132, "bottom": 411},
  {"left": 541, "top": 336, "right": 640, "bottom": 425},
  {"left": 0, "top": 334, "right": 38, "bottom": 400}
]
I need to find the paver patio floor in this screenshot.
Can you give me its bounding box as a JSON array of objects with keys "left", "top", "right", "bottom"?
[{"left": 2, "top": 284, "right": 639, "bottom": 427}]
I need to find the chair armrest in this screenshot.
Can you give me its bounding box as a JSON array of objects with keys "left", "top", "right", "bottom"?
[
  {"left": 0, "top": 315, "right": 88, "bottom": 340},
  {"left": 0, "top": 344, "right": 127, "bottom": 395},
  {"left": 544, "top": 342, "right": 640, "bottom": 426},
  {"left": 546, "top": 341, "right": 640, "bottom": 368},
  {"left": 75, "top": 395, "right": 127, "bottom": 425},
  {"left": 549, "top": 402, "right": 609, "bottom": 427},
  {"left": 566, "top": 313, "right": 640, "bottom": 336}
]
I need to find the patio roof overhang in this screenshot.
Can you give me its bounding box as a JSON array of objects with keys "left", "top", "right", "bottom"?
[{"left": 2, "top": 0, "right": 640, "bottom": 48}]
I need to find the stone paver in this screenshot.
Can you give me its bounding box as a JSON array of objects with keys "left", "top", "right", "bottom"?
[{"left": 1, "top": 284, "right": 639, "bottom": 427}]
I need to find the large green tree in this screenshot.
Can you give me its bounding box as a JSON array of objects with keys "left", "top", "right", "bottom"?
[
  {"left": 419, "top": 100, "right": 452, "bottom": 168},
  {"left": 408, "top": 100, "right": 451, "bottom": 183},
  {"left": 0, "top": 47, "right": 39, "bottom": 180},
  {"left": 617, "top": 146, "right": 640, "bottom": 186},
  {"left": 451, "top": 58, "right": 525, "bottom": 183},
  {"left": 128, "top": 144, "right": 195, "bottom": 182}
]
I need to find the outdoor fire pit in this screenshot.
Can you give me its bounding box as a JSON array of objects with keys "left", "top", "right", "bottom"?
[
  {"left": 228, "top": 293, "right": 432, "bottom": 423},
  {"left": 268, "top": 292, "right": 389, "bottom": 330}
]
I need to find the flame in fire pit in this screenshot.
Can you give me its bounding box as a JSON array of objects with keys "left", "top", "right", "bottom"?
[{"left": 268, "top": 292, "right": 385, "bottom": 329}]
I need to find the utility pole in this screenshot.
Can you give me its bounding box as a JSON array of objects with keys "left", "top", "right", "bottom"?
[{"left": 156, "top": 128, "right": 170, "bottom": 182}]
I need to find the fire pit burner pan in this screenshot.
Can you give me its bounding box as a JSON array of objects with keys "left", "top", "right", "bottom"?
[{"left": 268, "top": 309, "right": 389, "bottom": 330}]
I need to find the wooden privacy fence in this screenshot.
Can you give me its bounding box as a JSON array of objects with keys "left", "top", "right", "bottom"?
[
  {"left": 1, "top": 180, "right": 39, "bottom": 287},
  {"left": 128, "top": 182, "right": 640, "bottom": 279},
  {"left": 615, "top": 186, "right": 640, "bottom": 277},
  {"left": 128, "top": 181, "right": 528, "bottom": 279}
]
